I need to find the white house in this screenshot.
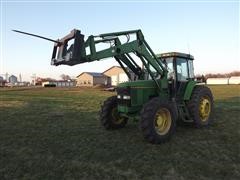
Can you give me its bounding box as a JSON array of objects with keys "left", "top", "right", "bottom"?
[
  {"left": 229, "top": 76, "right": 240, "bottom": 84},
  {"left": 206, "top": 78, "right": 229, "bottom": 85}
]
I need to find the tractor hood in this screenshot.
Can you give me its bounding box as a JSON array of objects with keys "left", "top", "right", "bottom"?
[
  {"left": 116, "top": 80, "right": 160, "bottom": 114},
  {"left": 117, "top": 79, "right": 157, "bottom": 89}
]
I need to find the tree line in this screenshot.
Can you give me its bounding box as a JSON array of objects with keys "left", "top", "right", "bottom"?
[{"left": 195, "top": 71, "right": 240, "bottom": 83}]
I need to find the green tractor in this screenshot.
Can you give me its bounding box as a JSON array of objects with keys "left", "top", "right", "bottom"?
[{"left": 14, "top": 29, "right": 214, "bottom": 144}]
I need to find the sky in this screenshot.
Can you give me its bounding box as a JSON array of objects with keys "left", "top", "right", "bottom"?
[{"left": 0, "top": 0, "right": 239, "bottom": 81}]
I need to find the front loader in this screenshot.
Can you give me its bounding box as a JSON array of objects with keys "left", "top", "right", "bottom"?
[{"left": 14, "top": 29, "right": 214, "bottom": 144}]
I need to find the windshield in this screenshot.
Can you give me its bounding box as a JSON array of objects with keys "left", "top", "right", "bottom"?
[
  {"left": 176, "top": 58, "right": 189, "bottom": 81},
  {"left": 162, "top": 57, "right": 174, "bottom": 79}
]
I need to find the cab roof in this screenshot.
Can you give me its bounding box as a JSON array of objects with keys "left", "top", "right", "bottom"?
[{"left": 157, "top": 52, "right": 194, "bottom": 60}]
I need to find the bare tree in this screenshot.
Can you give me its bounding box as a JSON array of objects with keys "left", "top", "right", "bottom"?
[
  {"left": 60, "top": 74, "right": 71, "bottom": 81},
  {"left": 205, "top": 71, "right": 240, "bottom": 78}
]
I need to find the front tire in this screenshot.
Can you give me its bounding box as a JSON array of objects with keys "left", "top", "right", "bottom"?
[
  {"left": 99, "top": 96, "right": 128, "bottom": 130},
  {"left": 188, "top": 85, "right": 214, "bottom": 127},
  {"left": 140, "top": 98, "right": 177, "bottom": 144}
]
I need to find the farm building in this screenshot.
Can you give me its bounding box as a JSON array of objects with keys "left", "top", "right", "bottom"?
[
  {"left": 0, "top": 79, "right": 6, "bottom": 87},
  {"left": 229, "top": 76, "right": 240, "bottom": 84},
  {"left": 8, "top": 75, "right": 18, "bottom": 84},
  {"left": 42, "top": 81, "right": 76, "bottom": 87},
  {"left": 16, "top": 82, "right": 30, "bottom": 86},
  {"left": 206, "top": 78, "right": 229, "bottom": 85},
  {"left": 76, "top": 72, "right": 110, "bottom": 86},
  {"left": 103, "top": 66, "right": 134, "bottom": 86},
  {"left": 206, "top": 76, "right": 240, "bottom": 85}
]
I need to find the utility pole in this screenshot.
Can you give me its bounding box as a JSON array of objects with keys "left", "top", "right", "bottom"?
[
  {"left": 5, "top": 72, "right": 8, "bottom": 82},
  {"left": 19, "top": 73, "right": 22, "bottom": 82},
  {"left": 31, "top": 74, "right": 36, "bottom": 85}
]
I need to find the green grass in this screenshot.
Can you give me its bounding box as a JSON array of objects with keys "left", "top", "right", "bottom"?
[{"left": 0, "top": 85, "right": 239, "bottom": 179}]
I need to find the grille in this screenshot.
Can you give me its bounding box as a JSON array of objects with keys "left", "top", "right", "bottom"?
[{"left": 116, "top": 87, "right": 131, "bottom": 107}]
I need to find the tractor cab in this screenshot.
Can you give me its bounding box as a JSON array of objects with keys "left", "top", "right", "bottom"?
[
  {"left": 157, "top": 52, "right": 194, "bottom": 81},
  {"left": 157, "top": 52, "right": 195, "bottom": 99}
]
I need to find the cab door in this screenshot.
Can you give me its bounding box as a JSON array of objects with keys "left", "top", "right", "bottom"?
[{"left": 175, "top": 58, "right": 190, "bottom": 100}]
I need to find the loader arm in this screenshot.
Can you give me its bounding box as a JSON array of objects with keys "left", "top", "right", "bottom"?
[{"left": 51, "top": 29, "right": 168, "bottom": 90}]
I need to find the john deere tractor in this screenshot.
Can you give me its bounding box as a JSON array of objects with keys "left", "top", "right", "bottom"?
[{"left": 14, "top": 29, "right": 214, "bottom": 144}]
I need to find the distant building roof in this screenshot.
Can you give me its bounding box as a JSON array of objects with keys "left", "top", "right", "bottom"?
[
  {"left": 102, "top": 66, "right": 122, "bottom": 74},
  {"left": 77, "top": 72, "right": 106, "bottom": 78},
  {"left": 9, "top": 75, "right": 17, "bottom": 78},
  {"left": 103, "top": 66, "right": 132, "bottom": 75}
]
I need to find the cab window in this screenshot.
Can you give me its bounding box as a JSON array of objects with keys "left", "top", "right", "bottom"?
[
  {"left": 164, "top": 58, "right": 174, "bottom": 79},
  {"left": 176, "top": 58, "right": 189, "bottom": 81},
  {"left": 188, "top": 60, "right": 194, "bottom": 78}
]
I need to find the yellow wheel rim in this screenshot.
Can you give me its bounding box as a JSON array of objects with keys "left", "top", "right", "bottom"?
[
  {"left": 199, "top": 96, "right": 211, "bottom": 122},
  {"left": 154, "top": 108, "right": 172, "bottom": 135},
  {"left": 111, "top": 107, "right": 124, "bottom": 124}
]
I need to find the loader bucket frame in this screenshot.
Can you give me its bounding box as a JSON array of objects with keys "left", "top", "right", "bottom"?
[{"left": 51, "top": 29, "right": 86, "bottom": 66}]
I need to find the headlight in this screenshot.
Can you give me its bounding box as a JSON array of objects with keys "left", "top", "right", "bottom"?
[
  {"left": 117, "top": 95, "right": 121, "bottom": 99},
  {"left": 123, "top": 95, "right": 131, "bottom": 100}
]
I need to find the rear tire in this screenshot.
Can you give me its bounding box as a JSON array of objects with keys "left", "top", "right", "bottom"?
[
  {"left": 99, "top": 96, "right": 128, "bottom": 130},
  {"left": 140, "top": 97, "right": 177, "bottom": 144},
  {"left": 187, "top": 85, "right": 213, "bottom": 127}
]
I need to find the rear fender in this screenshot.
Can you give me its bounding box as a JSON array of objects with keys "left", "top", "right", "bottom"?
[{"left": 183, "top": 81, "right": 197, "bottom": 100}]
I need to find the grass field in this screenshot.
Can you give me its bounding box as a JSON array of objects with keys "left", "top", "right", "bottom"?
[{"left": 0, "top": 85, "right": 239, "bottom": 179}]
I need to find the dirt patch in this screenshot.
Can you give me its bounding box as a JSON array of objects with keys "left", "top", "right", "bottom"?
[{"left": 0, "top": 100, "right": 27, "bottom": 108}]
